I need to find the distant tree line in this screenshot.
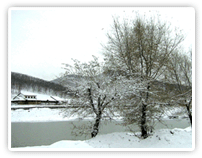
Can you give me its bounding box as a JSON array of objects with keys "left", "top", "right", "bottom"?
[{"left": 11, "top": 72, "right": 68, "bottom": 97}]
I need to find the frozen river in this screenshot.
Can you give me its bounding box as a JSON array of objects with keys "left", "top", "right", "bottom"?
[{"left": 11, "top": 119, "right": 190, "bottom": 148}]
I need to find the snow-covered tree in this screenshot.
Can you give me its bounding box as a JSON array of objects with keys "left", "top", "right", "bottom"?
[
  {"left": 102, "top": 14, "right": 185, "bottom": 138},
  {"left": 166, "top": 50, "right": 192, "bottom": 126},
  {"left": 60, "top": 56, "right": 119, "bottom": 138}
]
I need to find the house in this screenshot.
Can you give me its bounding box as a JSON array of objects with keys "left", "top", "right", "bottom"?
[{"left": 11, "top": 91, "right": 65, "bottom": 105}]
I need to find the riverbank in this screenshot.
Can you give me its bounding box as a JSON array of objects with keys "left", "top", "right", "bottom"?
[
  {"left": 10, "top": 117, "right": 191, "bottom": 148},
  {"left": 14, "top": 126, "right": 192, "bottom": 150}
]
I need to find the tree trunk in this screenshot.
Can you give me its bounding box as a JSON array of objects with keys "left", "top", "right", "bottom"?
[
  {"left": 186, "top": 97, "right": 192, "bottom": 126},
  {"left": 91, "top": 113, "right": 102, "bottom": 138},
  {"left": 140, "top": 85, "right": 150, "bottom": 139},
  {"left": 141, "top": 102, "right": 148, "bottom": 138},
  {"left": 187, "top": 110, "right": 192, "bottom": 126}
]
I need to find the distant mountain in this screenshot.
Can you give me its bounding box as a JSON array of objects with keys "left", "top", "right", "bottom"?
[
  {"left": 51, "top": 70, "right": 125, "bottom": 87},
  {"left": 51, "top": 74, "right": 87, "bottom": 89},
  {"left": 11, "top": 72, "right": 69, "bottom": 96}
]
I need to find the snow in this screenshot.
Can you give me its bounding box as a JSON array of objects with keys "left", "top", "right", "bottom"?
[
  {"left": 23, "top": 140, "right": 93, "bottom": 149},
  {"left": 11, "top": 107, "right": 79, "bottom": 122},
  {"left": 18, "top": 127, "right": 192, "bottom": 150},
  {"left": 163, "top": 106, "right": 188, "bottom": 119},
  {"left": 86, "top": 127, "right": 192, "bottom": 148}
]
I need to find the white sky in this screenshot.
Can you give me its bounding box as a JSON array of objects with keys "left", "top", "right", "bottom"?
[{"left": 9, "top": 7, "right": 195, "bottom": 81}]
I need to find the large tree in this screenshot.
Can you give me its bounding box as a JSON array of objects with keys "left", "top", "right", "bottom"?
[{"left": 103, "top": 14, "right": 185, "bottom": 138}]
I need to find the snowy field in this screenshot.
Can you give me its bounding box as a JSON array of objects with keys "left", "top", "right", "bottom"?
[
  {"left": 11, "top": 107, "right": 73, "bottom": 122},
  {"left": 10, "top": 106, "right": 193, "bottom": 150}
]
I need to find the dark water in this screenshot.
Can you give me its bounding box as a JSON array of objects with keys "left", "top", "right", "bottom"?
[{"left": 11, "top": 119, "right": 190, "bottom": 148}]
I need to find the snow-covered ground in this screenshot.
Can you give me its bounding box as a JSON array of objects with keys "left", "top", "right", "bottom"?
[
  {"left": 20, "top": 127, "right": 192, "bottom": 150},
  {"left": 11, "top": 107, "right": 73, "bottom": 122}
]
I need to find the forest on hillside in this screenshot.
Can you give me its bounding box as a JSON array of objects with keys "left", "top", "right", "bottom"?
[{"left": 11, "top": 72, "right": 68, "bottom": 97}]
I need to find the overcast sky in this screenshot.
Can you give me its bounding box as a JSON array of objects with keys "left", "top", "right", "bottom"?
[{"left": 9, "top": 7, "right": 194, "bottom": 81}]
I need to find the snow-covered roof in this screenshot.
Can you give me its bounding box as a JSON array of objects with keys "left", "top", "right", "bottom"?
[
  {"left": 12, "top": 91, "right": 63, "bottom": 101},
  {"left": 12, "top": 93, "right": 27, "bottom": 101}
]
